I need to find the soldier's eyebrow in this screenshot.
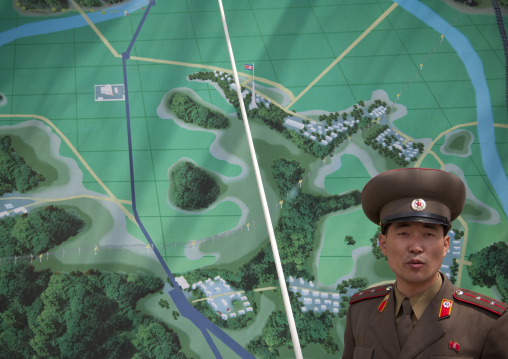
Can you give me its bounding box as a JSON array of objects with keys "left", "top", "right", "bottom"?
[
  {"left": 392, "top": 222, "right": 410, "bottom": 229},
  {"left": 421, "top": 223, "right": 440, "bottom": 230}
]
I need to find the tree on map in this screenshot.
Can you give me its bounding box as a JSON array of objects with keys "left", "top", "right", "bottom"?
[
  {"left": 132, "top": 322, "right": 185, "bottom": 359},
  {"left": 253, "top": 103, "right": 285, "bottom": 131},
  {"left": 349, "top": 277, "right": 368, "bottom": 289},
  {"left": 468, "top": 242, "right": 508, "bottom": 301},
  {"left": 248, "top": 292, "right": 339, "bottom": 357},
  {"left": 11, "top": 205, "right": 85, "bottom": 255},
  {"left": 0, "top": 136, "right": 46, "bottom": 196},
  {"left": 369, "top": 228, "right": 386, "bottom": 260},
  {"left": 168, "top": 92, "right": 230, "bottom": 129},
  {"left": 76, "top": 0, "right": 102, "bottom": 6},
  {"left": 323, "top": 330, "right": 340, "bottom": 355},
  {"left": 0, "top": 206, "right": 84, "bottom": 359},
  {"left": 19, "top": 0, "right": 67, "bottom": 11},
  {"left": 271, "top": 158, "right": 305, "bottom": 198},
  {"left": 453, "top": 228, "right": 464, "bottom": 240},
  {"left": 252, "top": 311, "right": 290, "bottom": 356},
  {"left": 45, "top": 0, "right": 67, "bottom": 8},
  {"left": 158, "top": 299, "right": 170, "bottom": 309},
  {"left": 170, "top": 161, "right": 220, "bottom": 210},
  {"left": 344, "top": 235, "right": 356, "bottom": 245},
  {"left": 336, "top": 282, "right": 348, "bottom": 294},
  {"left": 27, "top": 270, "right": 186, "bottom": 359},
  {"left": 0, "top": 246, "right": 185, "bottom": 359},
  {"left": 0, "top": 205, "right": 84, "bottom": 257},
  {"left": 450, "top": 258, "right": 459, "bottom": 284},
  {"left": 0, "top": 263, "right": 51, "bottom": 357},
  {"left": 336, "top": 278, "right": 368, "bottom": 294},
  {"left": 271, "top": 158, "right": 362, "bottom": 277},
  {"left": 359, "top": 116, "right": 372, "bottom": 129}
]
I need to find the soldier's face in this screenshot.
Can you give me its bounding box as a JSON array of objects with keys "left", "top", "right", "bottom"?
[{"left": 379, "top": 221, "right": 450, "bottom": 296}]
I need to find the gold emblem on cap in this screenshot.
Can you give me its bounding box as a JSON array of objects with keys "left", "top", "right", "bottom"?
[{"left": 411, "top": 198, "right": 426, "bottom": 212}]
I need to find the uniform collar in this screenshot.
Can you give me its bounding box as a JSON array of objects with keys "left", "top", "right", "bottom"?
[{"left": 394, "top": 273, "right": 443, "bottom": 321}]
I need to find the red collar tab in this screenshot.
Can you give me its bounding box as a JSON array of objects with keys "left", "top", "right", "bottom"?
[
  {"left": 378, "top": 294, "right": 390, "bottom": 312},
  {"left": 454, "top": 289, "right": 508, "bottom": 315},
  {"left": 349, "top": 284, "right": 393, "bottom": 304},
  {"left": 438, "top": 298, "right": 453, "bottom": 319},
  {"left": 449, "top": 341, "right": 460, "bottom": 352}
]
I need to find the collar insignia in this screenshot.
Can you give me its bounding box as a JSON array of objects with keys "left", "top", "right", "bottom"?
[
  {"left": 377, "top": 294, "right": 390, "bottom": 312},
  {"left": 439, "top": 298, "right": 453, "bottom": 319}
]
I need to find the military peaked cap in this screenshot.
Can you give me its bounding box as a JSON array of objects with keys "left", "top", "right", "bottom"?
[{"left": 361, "top": 168, "right": 466, "bottom": 233}]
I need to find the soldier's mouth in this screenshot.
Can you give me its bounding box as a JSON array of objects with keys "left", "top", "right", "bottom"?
[{"left": 407, "top": 258, "right": 424, "bottom": 269}]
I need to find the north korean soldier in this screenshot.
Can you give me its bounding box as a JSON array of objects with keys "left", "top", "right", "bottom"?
[{"left": 342, "top": 168, "right": 508, "bottom": 359}]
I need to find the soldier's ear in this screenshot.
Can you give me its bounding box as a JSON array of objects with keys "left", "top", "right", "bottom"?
[
  {"left": 379, "top": 233, "right": 387, "bottom": 256},
  {"left": 442, "top": 235, "right": 450, "bottom": 257}
]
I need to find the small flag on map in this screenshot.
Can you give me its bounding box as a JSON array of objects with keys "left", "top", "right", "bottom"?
[{"left": 244, "top": 64, "right": 254, "bottom": 70}]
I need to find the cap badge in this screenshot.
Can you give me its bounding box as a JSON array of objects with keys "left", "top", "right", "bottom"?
[{"left": 411, "top": 198, "right": 426, "bottom": 212}]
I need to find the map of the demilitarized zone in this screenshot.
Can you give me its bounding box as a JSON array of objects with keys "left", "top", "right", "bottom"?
[{"left": 1, "top": 0, "right": 507, "bottom": 357}]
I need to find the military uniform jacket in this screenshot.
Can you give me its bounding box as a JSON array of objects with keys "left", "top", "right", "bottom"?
[{"left": 342, "top": 277, "right": 508, "bottom": 359}]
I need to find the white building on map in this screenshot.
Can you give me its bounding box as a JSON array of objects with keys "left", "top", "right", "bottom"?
[
  {"left": 95, "top": 84, "right": 125, "bottom": 101},
  {"left": 374, "top": 128, "right": 419, "bottom": 161},
  {"left": 192, "top": 276, "right": 255, "bottom": 321},
  {"left": 100, "top": 84, "right": 114, "bottom": 96},
  {"left": 175, "top": 276, "right": 189, "bottom": 290},
  {"left": 285, "top": 119, "right": 305, "bottom": 130},
  {"left": 291, "top": 276, "right": 345, "bottom": 315}
]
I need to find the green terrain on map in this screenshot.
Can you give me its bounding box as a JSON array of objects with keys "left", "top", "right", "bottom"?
[{"left": 0, "top": 0, "right": 507, "bottom": 358}]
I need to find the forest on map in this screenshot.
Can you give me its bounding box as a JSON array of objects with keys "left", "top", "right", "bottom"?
[
  {"left": 18, "top": 0, "right": 124, "bottom": 11},
  {"left": 169, "top": 161, "right": 221, "bottom": 211},
  {"left": 168, "top": 92, "right": 230, "bottom": 130},
  {"left": 0, "top": 141, "right": 187, "bottom": 358},
  {"left": 3, "top": 0, "right": 508, "bottom": 357},
  {"left": 0, "top": 136, "right": 45, "bottom": 195}
]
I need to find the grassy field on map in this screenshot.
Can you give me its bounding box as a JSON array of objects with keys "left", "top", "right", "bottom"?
[{"left": 0, "top": 0, "right": 507, "bottom": 358}]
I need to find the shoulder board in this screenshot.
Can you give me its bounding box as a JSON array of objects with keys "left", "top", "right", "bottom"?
[
  {"left": 454, "top": 289, "right": 508, "bottom": 316},
  {"left": 349, "top": 284, "right": 393, "bottom": 304}
]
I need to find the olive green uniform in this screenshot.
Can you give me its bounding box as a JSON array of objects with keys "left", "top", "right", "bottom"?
[{"left": 342, "top": 276, "right": 508, "bottom": 359}]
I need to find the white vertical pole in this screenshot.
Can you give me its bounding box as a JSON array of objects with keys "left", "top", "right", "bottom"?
[
  {"left": 217, "top": 2, "right": 303, "bottom": 358},
  {"left": 251, "top": 62, "right": 255, "bottom": 108}
]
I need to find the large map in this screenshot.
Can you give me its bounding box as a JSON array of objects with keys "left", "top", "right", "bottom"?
[{"left": 1, "top": 0, "right": 507, "bottom": 358}]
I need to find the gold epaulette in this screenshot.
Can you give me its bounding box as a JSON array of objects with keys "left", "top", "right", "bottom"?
[
  {"left": 454, "top": 288, "right": 508, "bottom": 316},
  {"left": 349, "top": 283, "right": 393, "bottom": 304}
]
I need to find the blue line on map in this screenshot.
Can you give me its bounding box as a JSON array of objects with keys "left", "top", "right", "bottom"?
[
  {"left": 125, "top": 0, "right": 149, "bottom": 55},
  {"left": 395, "top": 0, "right": 508, "bottom": 216},
  {"left": 121, "top": 2, "right": 254, "bottom": 358}
]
